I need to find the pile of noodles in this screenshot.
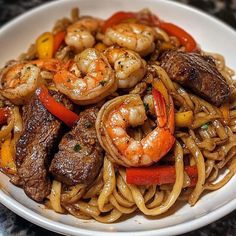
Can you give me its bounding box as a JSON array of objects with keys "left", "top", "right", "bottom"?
[{"left": 2, "top": 8, "right": 236, "bottom": 223}]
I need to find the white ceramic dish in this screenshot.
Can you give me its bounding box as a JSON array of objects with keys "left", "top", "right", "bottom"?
[{"left": 0, "top": 0, "right": 236, "bottom": 235}]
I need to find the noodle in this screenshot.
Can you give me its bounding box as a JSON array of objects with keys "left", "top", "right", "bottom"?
[
  {"left": 109, "top": 195, "right": 137, "bottom": 214},
  {"left": 83, "top": 171, "right": 103, "bottom": 198},
  {"left": 74, "top": 201, "right": 100, "bottom": 217},
  {"left": 191, "top": 113, "right": 220, "bottom": 129},
  {"left": 116, "top": 175, "right": 134, "bottom": 203},
  {"left": 174, "top": 83, "right": 195, "bottom": 110},
  {"left": 112, "top": 188, "right": 135, "bottom": 207},
  {"left": 98, "top": 156, "right": 116, "bottom": 212},
  {"left": 63, "top": 204, "right": 92, "bottom": 220},
  {"left": 93, "top": 209, "right": 122, "bottom": 223},
  {"left": 205, "top": 159, "right": 236, "bottom": 190},
  {"left": 50, "top": 180, "right": 64, "bottom": 213},
  {"left": 147, "top": 190, "right": 165, "bottom": 208},
  {"left": 143, "top": 185, "right": 156, "bottom": 203},
  {"left": 181, "top": 136, "right": 205, "bottom": 205},
  {"left": 151, "top": 65, "right": 177, "bottom": 93},
  {"left": 207, "top": 166, "right": 219, "bottom": 182},
  {"left": 61, "top": 184, "right": 85, "bottom": 204}
]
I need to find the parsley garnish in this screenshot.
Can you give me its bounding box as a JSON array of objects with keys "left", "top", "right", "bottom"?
[
  {"left": 146, "top": 85, "right": 152, "bottom": 92},
  {"left": 144, "top": 103, "right": 149, "bottom": 112},
  {"left": 74, "top": 144, "right": 81, "bottom": 152},
  {"left": 201, "top": 123, "right": 209, "bottom": 130}
]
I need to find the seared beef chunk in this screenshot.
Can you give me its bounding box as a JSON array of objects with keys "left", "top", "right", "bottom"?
[
  {"left": 50, "top": 107, "right": 103, "bottom": 186},
  {"left": 160, "top": 50, "right": 230, "bottom": 107},
  {"left": 13, "top": 91, "right": 70, "bottom": 202}
]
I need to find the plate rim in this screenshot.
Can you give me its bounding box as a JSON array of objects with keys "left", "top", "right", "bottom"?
[
  {"left": 1, "top": 181, "right": 236, "bottom": 236},
  {"left": 0, "top": 0, "right": 236, "bottom": 235}
]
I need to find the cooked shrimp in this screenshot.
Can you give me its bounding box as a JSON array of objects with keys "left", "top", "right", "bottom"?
[
  {"left": 51, "top": 48, "right": 117, "bottom": 105},
  {"left": 104, "top": 47, "right": 146, "bottom": 88},
  {"left": 65, "top": 28, "right": 95, "bottom": 53},
  {"left": 0, "top": 63, "right": 41, "bottom": 105},
  {"left": 65, "top": 17, "right": 103, "bottom": 53},
  {"left": 96, "top": 90, "right": 175, "bottom": 167},
  {"left": 74, "top": 17, "right": 103, "bottom": 33},
  {"left": 102, "top": 23, "right": 156, "bottom": 56}
]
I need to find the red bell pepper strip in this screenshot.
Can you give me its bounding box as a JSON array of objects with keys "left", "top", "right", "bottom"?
[
  {"left": 36, "top": 86, "right": 79, "bottom": 127},
  {"left": 103, "top": 10, "right": 197, "bottom": 52},
  {"left": 159, "top": 22, "right": 197, "bottom": 52},
  {"left": 126, "top": 165, "right": 198, "bottom": 186},
  {"left": 139, "top": 11, "right": 197, "bottom": 52},
  {"left": 102, "top": 11, "right": 136, "bottom": 32},
  {"left": 53, "top": 31, "right": 66, "bottom": 55},
  {"left": 0, "top": 108, "right": 10, "bottom": 126}
]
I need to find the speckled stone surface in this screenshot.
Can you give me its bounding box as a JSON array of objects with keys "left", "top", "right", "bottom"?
[{"left": 0, "top": 0, "right": 236, "bottom": 235}]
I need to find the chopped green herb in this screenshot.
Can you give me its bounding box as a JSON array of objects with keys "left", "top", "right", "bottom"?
[
  {"left": 99, "top": 80, "right": 107, "bottom": 86},
  {"left": 146, "top": 85, "right": 152, "bottom": 92},
  {"left": 144, "top": 103, "right": 149, "bottom": 112},
  {"left": 74, "top": 144, "right": 81, "bottom": 152},
  {"left": 201, "top": 123, "right": 209, "bottom": 130}
]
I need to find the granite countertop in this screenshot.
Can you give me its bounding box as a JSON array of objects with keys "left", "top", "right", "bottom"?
[{"left": 0, "top": 0, "right": 236, "bottom": 235}]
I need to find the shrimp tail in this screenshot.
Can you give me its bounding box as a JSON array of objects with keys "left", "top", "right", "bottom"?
[
  {"left": 158, "top": 95, "right": 176, "bottom": 159},
  {"left": 31, "top": 59, "right": 64, "bottom": 72},
  {"left": 152, "top": 88, "right": 167, "bottom": 127},
  {"left": 151, "top": 90, "right": 175, "bottom": 162},
  {"left": 156, "top": 129, "right": 175, "bottom": 161},
  {"left": 168, "top": 95, "right": 175, "bottom": 134}
]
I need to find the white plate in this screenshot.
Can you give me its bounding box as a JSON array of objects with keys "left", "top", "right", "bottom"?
[{"left": 0, "top": 0, "right": 236, "bottom": 235}]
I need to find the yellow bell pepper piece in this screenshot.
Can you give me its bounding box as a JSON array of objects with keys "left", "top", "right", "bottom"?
[
  {"left": 175, "top": 111, "right": 193, "bottom": 127},
  {"left": 36, "top": 32, "right": 54, "bottom": 59},
  {"left": 152, "top": 78, "right": 169, "bottom": 104},
  {"left": 0, "top": 117, "right": 14, "bottom": 140},
  {"left": 1, "top": 136, "right": 16, "bottom": 174},
  {"left": 220, "top": 102, "right": 230, "bottom": 125}
]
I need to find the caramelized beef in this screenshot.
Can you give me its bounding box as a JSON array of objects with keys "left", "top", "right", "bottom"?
[
  {"left": 160, "top": 50, "right": 230, "bottom": 106},
  {"left": 50, "top": 107, "right": 103, "bottom": 186},
  {"left": 12, "top": 91, "right": 71, "bottom": 202}
]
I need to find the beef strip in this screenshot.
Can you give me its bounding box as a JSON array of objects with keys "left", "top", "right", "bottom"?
[
  {"left": 159, "top": 50, "right": 230, "bottom": 107},
  {"left": 50, "top": 107, "right": 104, "bottom": 186},
  {"left": 12, "top": 91, "right": 71, "bottom": 202}
]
